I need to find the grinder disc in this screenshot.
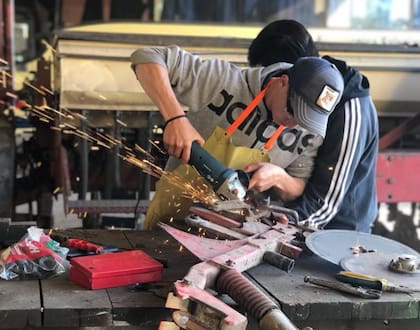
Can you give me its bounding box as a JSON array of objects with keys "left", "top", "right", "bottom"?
[
  {"left": 305, "top": 229, "right": 419, "bottom": 265},
  {"left": 340, "top": 252, "right": 420, "bottom": 290}
]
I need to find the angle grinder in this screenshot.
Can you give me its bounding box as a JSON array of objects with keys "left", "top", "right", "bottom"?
[{"left": 188, "top": 141, "right": 249, "bottom": 201}]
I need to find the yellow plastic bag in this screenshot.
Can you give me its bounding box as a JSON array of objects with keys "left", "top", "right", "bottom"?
[{"left": 143, "top": 127, "right": 270, "bottom": 230}]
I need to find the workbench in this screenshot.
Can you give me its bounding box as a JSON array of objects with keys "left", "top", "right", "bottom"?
[{"left": 1, "top": 228, "right": 419, "bottom": 330}]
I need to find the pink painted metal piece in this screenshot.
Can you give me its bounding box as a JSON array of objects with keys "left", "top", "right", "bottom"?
[
  {"left": 158, "top": 222, "right": 246, "bottom": 260},
  {"left": 173, "top": 280, "right": 248, "bottom": 329},
  {"left": 159, "top": 211, "right": 303, "bottom": 329},
  {"left": 209, "top": 228, "right": 302, "bottom": 272},
  {"left": 185, "top": 215, "right": 248, "bottom": 239},
  {"left": 190, "top": 206, "right": 243, "bottom": 228},
  {"left": 159, "top": 221, "right": 303, "bottom": 273},
  {"left": 263, "top": 223, "right": 303, "bottom": 259}
]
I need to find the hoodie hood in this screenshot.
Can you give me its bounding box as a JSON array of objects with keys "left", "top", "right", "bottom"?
[{"left": 322, "top": 55, "right": 370, "bottom": 103}]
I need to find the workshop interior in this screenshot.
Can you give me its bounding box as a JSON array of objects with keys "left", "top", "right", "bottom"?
[{"left": 1, "top": 0, "right": 420, "bottom": 329}]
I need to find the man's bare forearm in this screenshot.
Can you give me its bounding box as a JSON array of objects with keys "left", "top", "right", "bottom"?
[{"left": 134, "top": 63, "right": 185, "bottom": 120}]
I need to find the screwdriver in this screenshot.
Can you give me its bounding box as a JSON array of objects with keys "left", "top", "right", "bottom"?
[{"left": 336, "top": 271, "right": 414, "bottom": 293}]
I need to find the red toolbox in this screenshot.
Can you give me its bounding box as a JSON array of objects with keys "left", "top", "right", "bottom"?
[{"left": 69, "top": 250, "right": 163, "bottom": 289}]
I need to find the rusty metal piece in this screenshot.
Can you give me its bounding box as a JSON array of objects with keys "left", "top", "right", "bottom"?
[
  {"left": 389, "top": 254, "right": 420, "bottom": 274},
  {"left": 170, "top": 280, "right": 248, "bottom": 330},
  {"left": 190, "top": 206, "right": 243, "bottom": 228},
  {"left": 185, "top": 215, "right": 248, "bottom": 240},
  {"left": 208, "top": 199, "right": 271, "bottom": 223},
  {"left": 267, "top": 204, "right": 300, "bottom": 224},
  {"left": 209, "top": 200, "right": 252, "bottom": 212},
  {"left": 263, "top": 251, "right": 295, "bottom": 273},
  {"left": 190, "top": 206, "right": 272, "bottom": 236}
]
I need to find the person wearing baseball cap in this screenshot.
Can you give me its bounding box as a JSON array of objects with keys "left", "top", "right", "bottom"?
[
  {"left": 248, "top": 19, "right": 379, "bottom": 234},
  {"left": 287, "top": 56, "right": 344, "bottom": 137},
  {"left": 130, "top": 45, "right": 345, "bottom": 229}
]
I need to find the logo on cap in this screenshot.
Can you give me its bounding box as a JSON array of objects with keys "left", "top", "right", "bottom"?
[{"left": 316, "top": 85, "right": 340, "bottom": 112}]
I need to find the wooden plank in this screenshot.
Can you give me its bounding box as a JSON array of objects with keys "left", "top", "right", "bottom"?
[
  {"left": 41, "top": 275, "right": 112, "bottom": 327},
  {"left": 116, "top": 228, "right": 201, "bottom": 327},
  {"left": 108, "top": 286, "right": 171, "bottom": 328},
  {"left": 107, "top": 278, "right": 175, "bottom": 327},
  {"left": 50, "top": 228, "right": 198, "bottom": 328},
  {"left": 247, "top": 254, "right": 420, "bottom": 323},
  {"left": 52, "top": 228, "right": 200, "bottom": 280},
  {"left": 0, "top": 280, "right": 41, "bottom": 328},
  {"left": 48, "top": 228, "right": 198, "bottom": 327},
  {"left": 51, "top": 228, "right": 135, "bottom": 250},
  {"left": 112, "top": 307, "right": 174, "bottom": 329},
  {"left": 2, "top": 228, "right": 419, "bottom": 328}
]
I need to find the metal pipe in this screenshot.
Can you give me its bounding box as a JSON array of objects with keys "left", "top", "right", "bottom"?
[{"left": 79, "top": 110, "right": 88, "bottom": 199}]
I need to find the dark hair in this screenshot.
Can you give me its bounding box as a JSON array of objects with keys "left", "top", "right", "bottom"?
[{"left": 248, "top": 19, "right": 319, "bottom": 67}]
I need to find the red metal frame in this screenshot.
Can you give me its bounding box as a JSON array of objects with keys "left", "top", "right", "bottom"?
[
  {"left": 377, "top": 112, "right": 420, "bottom": 203},
  {"left": 376, "top": 151, "right": 420, "bottom": 203}
]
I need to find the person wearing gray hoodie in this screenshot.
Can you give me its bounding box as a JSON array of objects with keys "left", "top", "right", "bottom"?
[{"left": 131, "top": 45, "right": 344, "bottom": 228}]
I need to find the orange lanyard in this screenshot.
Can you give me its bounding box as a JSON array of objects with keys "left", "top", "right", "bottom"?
[{"left": 225, "top": 79, "right": 285, "bottom": 151}]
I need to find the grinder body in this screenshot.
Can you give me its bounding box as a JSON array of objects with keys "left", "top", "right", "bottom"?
[{"left": 189, "top": 141, "right": 248, "bottom": 201}]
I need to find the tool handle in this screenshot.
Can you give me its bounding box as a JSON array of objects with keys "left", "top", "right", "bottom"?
[
  {"left": 189, "top": 141, "right": 248, "bottom": 201},
  {"left": 304, "top": 275, "right": 381, "bottom": 299},
  {"left": 66, "top": 238, "right": 103, "bottom": 253},
  {"left": 189, "top": 141, "right": 234, "bottom": 191},
  {"left": 336, "top": 271, "right": 384, "bottom": 290}
]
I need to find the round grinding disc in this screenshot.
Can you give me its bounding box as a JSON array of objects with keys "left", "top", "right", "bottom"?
[
  {"left": 305, "top": 230, "right": 419, "bottom": 265},
  {"left": 340, "top": 252, "right": 420, "bottom": 290}
]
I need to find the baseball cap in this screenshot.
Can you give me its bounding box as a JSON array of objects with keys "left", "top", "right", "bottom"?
[{"left": 288, "top": 57, "right": 344, "bottom": 137}]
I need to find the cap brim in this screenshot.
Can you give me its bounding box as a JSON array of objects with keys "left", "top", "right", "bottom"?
[{"left": 290, "top": 92, "right": 329, "bottom": 138}]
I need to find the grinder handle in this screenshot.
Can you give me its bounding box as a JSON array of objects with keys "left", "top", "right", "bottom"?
[{"left": 189, "top": 141, "right": 235, "bottom": 191}]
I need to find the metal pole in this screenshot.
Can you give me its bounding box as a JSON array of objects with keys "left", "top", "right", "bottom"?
[{"left": 79, "top": 110, "right": 88, "bottom": 199}]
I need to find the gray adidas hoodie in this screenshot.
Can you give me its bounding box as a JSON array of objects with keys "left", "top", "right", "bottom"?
[{"left": 131, "top": 45, "right": 323, "bottom": 179}]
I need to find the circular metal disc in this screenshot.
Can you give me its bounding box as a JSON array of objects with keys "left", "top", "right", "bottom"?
[
  {"left": 305, "top": 229, "right": 419, "bottom": 265},
  {"left": 340, "top": 253, "right": 420, "bottom": 290}
]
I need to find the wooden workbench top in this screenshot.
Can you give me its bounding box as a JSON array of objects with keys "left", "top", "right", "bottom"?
[{"left": 1, "top": 228, "right": 420, "bottom": 329}]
